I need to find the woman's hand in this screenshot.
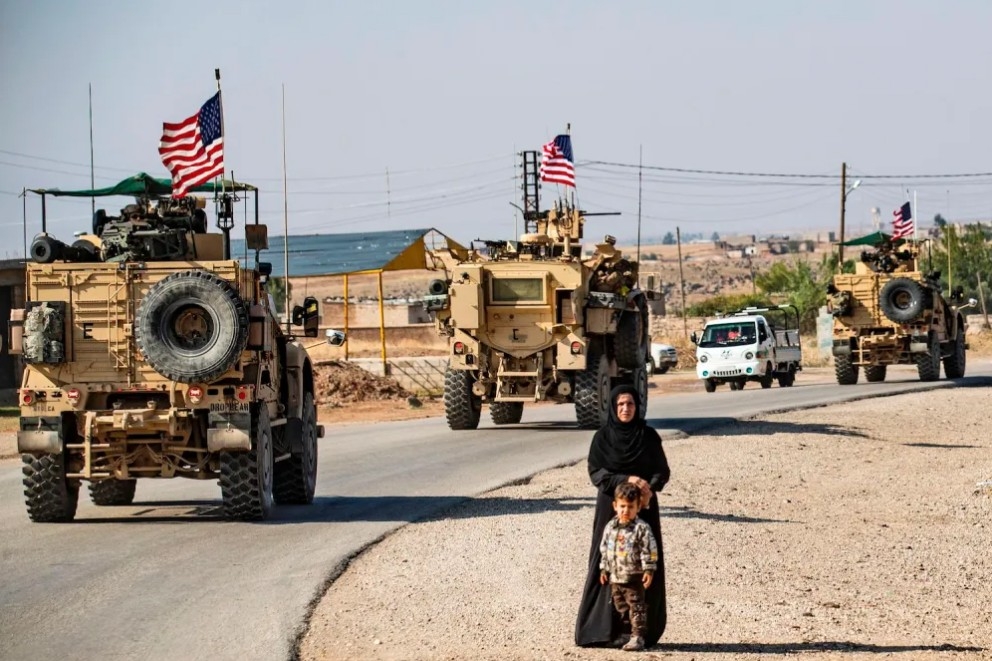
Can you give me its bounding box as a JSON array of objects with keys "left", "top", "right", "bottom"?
[{"left": 627, "top": 475, "right": 653, "bottom": 507}]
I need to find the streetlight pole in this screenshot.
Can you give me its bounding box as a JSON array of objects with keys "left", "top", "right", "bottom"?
[{"left": 837, "top": 162, "right": 861, "bottom": 268}]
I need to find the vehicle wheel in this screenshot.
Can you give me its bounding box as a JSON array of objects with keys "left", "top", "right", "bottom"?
[
  {"left": 632, "top": 366, "right": 649, "bottom": 420},
  {"left": 834, "top": 354, "right": 859, "bottom": 385},
  {"left": 776, "top": 366, "right": 796, "bottom": 387},
  {"left": 915, "top": 335, "right": 941, "bottom": 382},
  {"left": 942, "top": 328, "right": 966, "bottom": 378},
  {"left": 879, "top": 278, "right": 930, "bottom": 323},
  {"left": 864, "top": 365, "right": 887, "bottom": 383},
  {"left": 443, "top": 368, "right": 481, "bottom": 430},
  {"left": 759, "top": 366, "right": 774, "bottom": 389},
  {"left": 575, "top": 348, "right": 610, "bottom": 429},
  {"left": 88, "top": 479, "right": 137, "bottom": 506},
  {"left": 656, "top": 364, "right": 670, "bottom": 375},
  {"left": 273, "top": 391, "right": 318, "bottom": 505},
  {"left": 646, "top": 356, "right": 656, "bottom": 375},
  {"left": 22, "top": 452, "right": 79, "bottom": 522},
  {"left": 220, "top": 404, "right": 274, "bottom": 521},
  {"left": 703, "top": 379, "right": 717, "bottom": 393},
  {"left": 614, "top": 311, "right": 643, "bottom": 369},
  {"left": 728, "top": 381, "right": 740, "bottom": 391},
  {"left": 135, "top": 270, "right": 249, "bottom": 383},
  {"left": 490, "top": 401, "right": 524, "bottom": 425}
]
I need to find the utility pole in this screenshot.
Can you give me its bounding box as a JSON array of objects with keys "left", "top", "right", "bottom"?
[
  {"left": 677, "top": 226, "right": 688, "bottom": 339},
  {"left": 838, "top": 161, "right": 847, "bottom": 265}
]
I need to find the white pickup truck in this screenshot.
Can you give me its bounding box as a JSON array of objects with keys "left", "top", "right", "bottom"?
[{"left": 693, "top": 304, "right": 803, "bottom": 392}]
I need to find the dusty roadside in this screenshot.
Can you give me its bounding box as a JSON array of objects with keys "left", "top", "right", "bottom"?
[{"left": 300, "top": 386, "right": 992, "bottom": 661}]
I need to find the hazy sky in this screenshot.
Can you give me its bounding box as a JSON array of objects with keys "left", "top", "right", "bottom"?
[{"left": 2, "top": 1, "right": 990, "bottom": 257}]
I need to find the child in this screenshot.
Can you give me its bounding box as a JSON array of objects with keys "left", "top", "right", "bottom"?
[{"left": 599, "top": 482, "right": 659, "bottom": 652}]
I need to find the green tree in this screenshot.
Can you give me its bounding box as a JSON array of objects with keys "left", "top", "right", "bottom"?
[
  {"left": 710, "top": 232, "right": 721, "bottom": 242},
  {"left": 928, "top": 224, "right": 992, "bottom": 311},
  {"left": 753, "top": 259, "right": 830, "bottom": 331},
  {"left": 933, "top": 213, "right": 947, "bottom": 230},
  {"left": 685, "top": 293, "right": 769, "bottom": 318},
  {"left": 662, "top": 232, "right": 676, "bottom": 246},
  {"left": 267, "top": 276, "right": 293, "bottom": 314}
]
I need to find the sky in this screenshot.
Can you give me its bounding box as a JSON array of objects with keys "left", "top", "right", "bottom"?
[{"left": 2, "top": 0, "right": 991, "bottom": 258}]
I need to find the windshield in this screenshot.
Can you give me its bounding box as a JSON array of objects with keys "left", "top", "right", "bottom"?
[{"left": 698, "top": 321, "right": 757, "bottom": 348}]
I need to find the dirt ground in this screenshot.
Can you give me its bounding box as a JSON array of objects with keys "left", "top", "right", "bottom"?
[{"left": 300, "top": 383, "right": 992, "bottom": 661}]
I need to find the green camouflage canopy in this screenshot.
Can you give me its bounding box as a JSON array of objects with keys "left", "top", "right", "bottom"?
[
  {"left": 840, "top": 231, "right": 905, "bottom": 247},
  {"left": 29, "top": 172, "right": 256, "bottom": 197}
]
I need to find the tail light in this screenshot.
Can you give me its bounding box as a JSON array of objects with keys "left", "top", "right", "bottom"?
[
  {"left": 570, "top": 341, "right": 583, "bottom": 355},
  {"left": 187, "top": 385, "right": 204, "bottom": 404},
  {"left": 21, "top": 390, "right": 34, "bottom": 405},
  {"left": 66, "top": 388, "right": 81, "bottom": 404},
  {"left": 453, "top": 341, "right": 465, "bottom": 355},
  {"left": 236, "top": 386, "right": 250, "bottom": 402}
]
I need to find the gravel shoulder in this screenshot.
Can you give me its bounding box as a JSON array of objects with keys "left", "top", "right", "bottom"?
[{"left": 300, "top": 386, "right": 992, "bottom": 661}]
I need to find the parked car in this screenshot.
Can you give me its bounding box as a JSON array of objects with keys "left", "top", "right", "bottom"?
[{"left": 647, "top": 342, "right": 678, "bottom": 374}]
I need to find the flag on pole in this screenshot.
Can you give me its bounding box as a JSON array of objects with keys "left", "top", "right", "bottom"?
[
  {"left": 539, "top": 134, "right": 576, "bottom": 188},
  {"left": 891, "top": 201, "right": 914, "bottom": 239},
  {"left": 159, "top": 92, "right": 224, "bottom": 198}
]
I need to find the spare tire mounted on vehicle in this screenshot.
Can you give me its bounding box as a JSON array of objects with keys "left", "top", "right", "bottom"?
[
  {"left": 879, "top": 277, "right": 930, "bottom": 323},
  {"left": 136, "top": 270, "right": 249, "bottom": 383}
]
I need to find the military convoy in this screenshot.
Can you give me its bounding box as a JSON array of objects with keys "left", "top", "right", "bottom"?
[
  {"left": 426, "top": 151, "right": 650, "bottom": 430},
  {"left": 13, "top": 178, "right": 341, "bottom": 522},
  {"left": 828, "top": 236, "right": 973, "bottom": 384}
]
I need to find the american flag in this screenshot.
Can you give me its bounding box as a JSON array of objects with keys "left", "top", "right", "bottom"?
[
  {"left": 892, "top": 201, "right": 914, "bottom": 239},
  {"left": 159, "top": 92, "right": 224, "bottom": 198},
  {"left": 539, "top": 134, "right": 575, "bottom": 188}
]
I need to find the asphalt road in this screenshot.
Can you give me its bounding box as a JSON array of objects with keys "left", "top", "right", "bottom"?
[{"left": 1, "top": 361, "right": 990, "bottom": 661}]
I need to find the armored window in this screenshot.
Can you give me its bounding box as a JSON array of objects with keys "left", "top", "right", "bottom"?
[{"left": 490, "top": 277, "right": 545, "bottom": 303}]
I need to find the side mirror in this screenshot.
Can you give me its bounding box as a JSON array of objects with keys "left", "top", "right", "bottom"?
[
  {"left": 690, "top": 331, "right": 698, "bottom": 345},
  {"left": 325, "top": 328, "right": 346, "bottom": 346},
  {"left": 291, "top": 296, "right": 320, "bottom": 337}
]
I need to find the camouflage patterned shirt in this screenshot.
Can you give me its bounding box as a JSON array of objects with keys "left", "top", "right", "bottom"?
[{"left": 599, "top": 517, "right": 658, "bottom": 584}]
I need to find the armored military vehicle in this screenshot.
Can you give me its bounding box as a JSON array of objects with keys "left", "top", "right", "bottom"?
[
  {"left": 828, "top": 234, "right": 972, "bottom": 384},
  {"left": 12, "top": 176, "right": 340, "bottom": 522},
  {"left": 426, "top": 151, "right": 650, "bottom": 430}
]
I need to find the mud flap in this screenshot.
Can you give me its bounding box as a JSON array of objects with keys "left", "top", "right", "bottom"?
[
  {"left": 17, "top": 416, "right": 64, "bottom": 454},
  {"left": 207, "top": 411, "right": 252, "bottom": 452}
]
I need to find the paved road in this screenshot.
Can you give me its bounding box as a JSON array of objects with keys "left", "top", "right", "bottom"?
[{"left": 1, "top": 362, "right": 990, "bottom": 661}]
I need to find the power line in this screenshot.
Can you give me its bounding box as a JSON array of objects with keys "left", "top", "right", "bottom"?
[{"left": 583, "top": 160, "right": 992, "bottom": 180}]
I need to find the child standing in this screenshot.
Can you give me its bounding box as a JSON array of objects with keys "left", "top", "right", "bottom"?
[{"left": 599, "top": 482, "right": 659, "bottom": 652}]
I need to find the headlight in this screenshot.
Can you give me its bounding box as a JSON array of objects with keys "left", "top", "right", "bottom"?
[
  {"left": 745, "top": 351, "right": 754, "bottom": 360},
  {"left": 699, "top": 354, "right": 709, "bottom": 363}
]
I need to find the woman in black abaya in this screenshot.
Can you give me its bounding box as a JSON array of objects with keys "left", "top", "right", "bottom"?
[{"left": 575, "top": 384, "right": 671, "bottom": 648}]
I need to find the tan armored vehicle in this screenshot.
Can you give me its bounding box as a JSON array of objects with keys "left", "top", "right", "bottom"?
[
  {"left": 426, "top": 151, "right": 650, "bottom": 430},
  {"left": 828, "top": 234, "right": 972, "bottom": 384},
  {"left": 12, "top": 178, "right": 341, "bottom": 522}
]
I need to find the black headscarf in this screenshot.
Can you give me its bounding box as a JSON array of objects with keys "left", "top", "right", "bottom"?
[{"left": 590, "top": 384, "right": 648, "bottom": 471}]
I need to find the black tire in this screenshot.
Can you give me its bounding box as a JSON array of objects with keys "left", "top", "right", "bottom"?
[
  {"left": 703, "top": 379, "right": 717, "bottom": 393},
  {"left": 759, "top": 366, "right": 774, "bottom": 389},
  {"left": 575, "top": 349, "right": 610, "bottom": 429},
  {"left": 915, "top": 335, "right": 941, "bottom": 382},
  {"left": 655, "top": 364, "right": 669, "bottom": 375},
  {"left": 943, "top": 328, "right": 966, "bottom": 378},
  {"left": 614, "top": 311, "right": 643, "bottom": 369},
  {"left": 879, "top": 278, "right": 930, "bottom": 323},
  {"left": 728, "top": 381, "right": 740, "bottom": 391},
  {"left": 631, "top": 366, "right": 649, "bottom": 420},
  {"left": 273, "top": 392, "right": 318, "bottom": 505},
  {"left": 443, "top": 368, "right": 481, "bottom": 430},
  {"left": 864, "top": 365, "right": 887, "bottom": 383},
  {"left": 776, "top": 366, "right": 796, "bottom": 387},
  {"left": 834, "top": 354, "right": 859, "bottom": 385},
  {"left": 88, "top": 479, "right": 137, "bottom": 506},
  {"left": 135, "top": 270, "right": 249, "bottom": 383},
  {"left": 220, "top": 404, "right": 274, "bottom": 521},
  {"left": 22, "top": 453, "right": 79, "bottom": 522},
  {"left": 490, "top": 401, "right": 524, "bottom": 425}
]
